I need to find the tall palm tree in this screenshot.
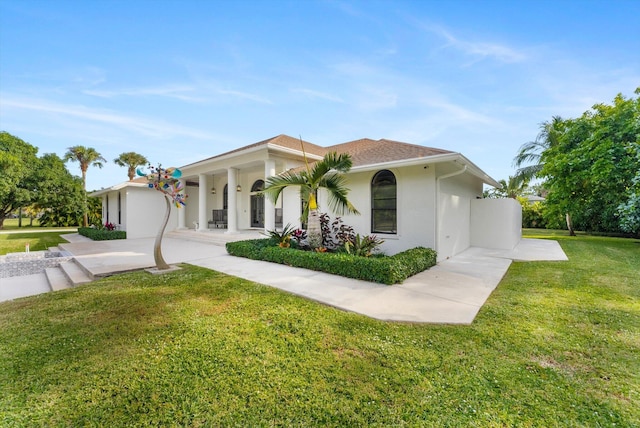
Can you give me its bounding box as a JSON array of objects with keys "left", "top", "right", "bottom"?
[
  {"left": 513, "top": 115, "right": 564, "bottom": 184},
  {"left": 264, "top": 148, "right": 360, "bottom": 249},
  {"left": 114, "top": 152, "right": 148, "bottom": 181},
  {"left": 485, "top": 176, "right": 529, "bottom": 199},
  {"left": 512, "top": 116, "right": 575, "bottom": 235},
  {"left": 64, "top": 145, "right": 106, "bottom": 227}
]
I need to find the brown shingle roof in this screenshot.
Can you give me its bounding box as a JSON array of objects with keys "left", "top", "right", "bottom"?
[
  {"left": 217, "top": 134, "right": 326, "bottom": 159},
  {"left": 326, "top": 138, "right": 453, "bottom": 167},
  {"left": 182, "top": 134, "right": 453, "bottom": 170}
]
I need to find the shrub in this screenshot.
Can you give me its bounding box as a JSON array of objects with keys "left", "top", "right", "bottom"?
[
  {"left": 78, "top": 227, "right": 126, "bottom": 241},
  {"left": 522, "top": 202, "right": 547, "bottom": 228},
  {"left": 226, "top": 239, "right": 437, "bottom": 284}
]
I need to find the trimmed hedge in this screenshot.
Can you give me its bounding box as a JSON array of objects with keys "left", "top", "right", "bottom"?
[
  {"left": 78, "top": 227, "right": 127, "bottom": 241},
  {"left": 226, "top": 239, "right": 437, "bottom": 285}
]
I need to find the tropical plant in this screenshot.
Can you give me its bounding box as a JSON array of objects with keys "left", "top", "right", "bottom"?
[
  {"left": 263, "top": 223, "right": 296, "bottom": 248},
  {"left": 64, "top": 145, "right": 106, "bottom": 227},
  {"left": 264, "top": 141, "right": 360, "bottom": 249},
  {"left": 319, "top": 213, "right": 355, "bottom": 250},
  {"left": 114, "top": 152, "right": 149, "bottom": 181},
  {"left": 344, "top": 233, "right": 384, "bottom": 257}
]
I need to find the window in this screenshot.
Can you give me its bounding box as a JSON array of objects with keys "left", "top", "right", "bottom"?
[
  {"left": 371, "top": 170, "right": 396, "bottom": 234},
  {"left": 251, "top": 179, "right": 264, "bottom": 192},
  {"left": 223, "top": 184, "right": 228, "bottom": 210},
  {"left": 117, "top": 192, "right": 121, "bottom": 224}
]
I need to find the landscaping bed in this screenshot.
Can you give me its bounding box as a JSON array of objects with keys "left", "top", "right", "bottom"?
[{"left": 226, "top": 238, "right": 437, "bottom": 284}]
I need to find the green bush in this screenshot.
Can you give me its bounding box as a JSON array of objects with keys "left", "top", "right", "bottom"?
[
  {"left": 226, "top": 239, "right": 437, "bottom": 284},
  {"left": 78, "top": 227, "right": 127, "bottom": 241}
]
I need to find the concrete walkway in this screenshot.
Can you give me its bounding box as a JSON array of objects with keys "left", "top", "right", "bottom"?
[{"left": 2, "top": 234, "right": 567, "bottom": 324}]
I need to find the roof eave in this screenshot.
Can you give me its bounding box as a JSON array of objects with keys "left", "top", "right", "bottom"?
[
  {"left": 350, "top": 152, "right": 501, "bottom": 187},
  {"left": 90, "top": 181, "right": 148, "bottom": 197}
]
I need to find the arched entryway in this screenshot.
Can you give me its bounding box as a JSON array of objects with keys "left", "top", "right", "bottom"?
[{"left": 250, "top": 180, "right": 265, "bottom": 228}]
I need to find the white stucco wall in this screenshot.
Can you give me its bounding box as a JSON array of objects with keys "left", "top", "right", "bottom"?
[
  {"left": 470, "top": 198, "right": 522, "bottom": 250},
  {"left": 125, "top": 187, "right": 178, "bottom": 239},
  {"left": 437, "top": 171, "right": 483, "bottom": 260},
  {"left": 338, "top": 165, "right": 437, "bottom": 256}
]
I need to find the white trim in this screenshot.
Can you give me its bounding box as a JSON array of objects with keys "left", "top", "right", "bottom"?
[{"left": 351, "top": 152, "right": 500, "bottom": 188}]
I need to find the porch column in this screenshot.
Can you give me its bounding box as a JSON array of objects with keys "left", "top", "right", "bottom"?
[
  {"left": 264, "top": 159, "right": 276, "bottom": 231},
  {"left": 198, "top": 173, "right": 208, "bottom": 231},
  {"left": 227, "top": 167, "right": 238, "bottom": 233},
  {"left": 177, "top": 178, "right": 187, "bottom": 229}
]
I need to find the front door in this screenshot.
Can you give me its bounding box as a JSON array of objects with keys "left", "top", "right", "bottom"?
[
  {"left": 250, "top": 194, "right": 264, "bottom": 228},
  {"left": 250, "top": 180, "right": 265, "bottom": 228}
]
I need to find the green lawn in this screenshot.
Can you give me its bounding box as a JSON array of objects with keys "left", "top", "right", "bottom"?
[
  {"left": 0, "top": 231, "right": 72, "bottom": 255},
  {"left": 0, "top": 218, "right": 43, "bottom": 230},
  {"left": 0, "top": 231, "right": 638, "bottom": 426}
]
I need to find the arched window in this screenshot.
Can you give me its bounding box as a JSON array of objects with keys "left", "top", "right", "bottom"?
[
  {"left": 251, "top": 179, "right": 264, "bottom": 192},
  {"left": 371, "top": 170, "right": 397, "bottom": 234}
]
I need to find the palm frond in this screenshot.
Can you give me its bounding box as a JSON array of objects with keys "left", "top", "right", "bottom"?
[
  {"left": 263, "top": 171, "right": 310, "bottom": 203},
  {"left": 319, "top": 173, "right": 360, "bottom": 216},
  {"left": 514, "top": 164, "right": 544, "bottom": 183},
  {"left": 310, "top": 152, "right": 353, "bottom": 183}
]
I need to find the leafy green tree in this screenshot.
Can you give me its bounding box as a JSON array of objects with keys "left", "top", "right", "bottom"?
[
  {"left": 0, "top": 131, "right": 39, "bottom": 229},
  {"left": 114, "top": 151, "right": 148, "bottom": 181},
  {"left": 541, "top": 90, "right": 640, "bottom": 233},
  {"left": 87, "top": 196, "right": 103, "bottom": 227},
  {"left": 616, "top": 144, "right": 640, "bottom": 236},
  {"left": 33, "top": 153, "right": 85, "bottom": 227},
  {"left": 264, "top": 150, "right": 359, "bottom": 249},
  {"left": 64, "top": 145, "right": 106, "bottom": 227}
]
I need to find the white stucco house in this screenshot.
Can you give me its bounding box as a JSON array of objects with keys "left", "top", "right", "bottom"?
[{"left": 92, "top": 134, "right": 521, "bottom": 261}]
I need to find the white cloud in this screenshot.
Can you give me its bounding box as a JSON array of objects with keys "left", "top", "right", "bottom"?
[
  {"left": 84, "top": 85, "right": 206, "bottom": 102},
  {"left": 1, "top": 96, "right": 215, "bottom": 140},
  {"left": 417, "top": 23, "right": 527, "bottom": 64}
]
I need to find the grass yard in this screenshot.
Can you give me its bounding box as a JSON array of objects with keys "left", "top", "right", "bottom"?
[
  {"left": 0, "top": 230, "right": 73, "bottom": 255},
  {"left": 0, "top": 231, "right": 638, "bottom": 426},
  {"left": 0, "top": 218, "right": 43, "bottom": 230}
]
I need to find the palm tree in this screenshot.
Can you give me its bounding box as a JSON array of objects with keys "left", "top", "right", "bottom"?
[
  {"left": 513, "top": 116, "right": 564, "bottom": 184},
  {"left": 485, "top": 176, "right": 529, "bottom": 199},
  {"left": 114, "top": 152, "right": 148, "bottom": 181},
  {"left": 264, "top": 147, "right": 359, "bottom": 249},
  {"left": 512, "top": 116, "right": 575, "bottom": 235},
  {"left": 64, "top": 145, "right": 106, "bottom": 227}
]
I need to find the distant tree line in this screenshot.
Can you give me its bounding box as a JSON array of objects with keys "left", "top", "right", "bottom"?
[{"left": 0, "top": 131, "right": 148, "bottom": 229}]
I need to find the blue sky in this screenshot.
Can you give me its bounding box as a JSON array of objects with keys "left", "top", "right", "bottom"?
[{"left": 1, "top": 0, "right": 638, "bottom": 191}]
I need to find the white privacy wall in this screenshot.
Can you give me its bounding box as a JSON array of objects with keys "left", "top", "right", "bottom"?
[
  {"left": 470, "top": 198, "right": 522, "bottom": 250},
  {"left": 125, "top": 187, "right": 178, "bottom": 239},
  {"left": 437, "top": 172, "right": 483, "bottom": 260}
]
